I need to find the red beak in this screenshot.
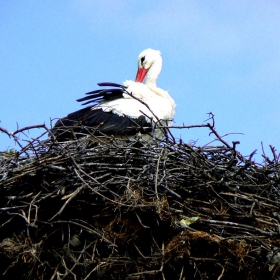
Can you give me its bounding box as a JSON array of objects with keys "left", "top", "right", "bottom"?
[{"left": 135, "top": 68, "right": 148, "bottom": 83}]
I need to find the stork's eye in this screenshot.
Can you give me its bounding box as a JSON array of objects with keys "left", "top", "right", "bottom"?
[{"left": 141, "top": 56, "right": 145, "bottom": 65}]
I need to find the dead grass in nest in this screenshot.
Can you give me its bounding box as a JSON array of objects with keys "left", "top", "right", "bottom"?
[{"left": 0, "top": 122, "right": 280, "bottom": 279}]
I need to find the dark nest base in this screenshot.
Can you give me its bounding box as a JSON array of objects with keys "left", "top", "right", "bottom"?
[{"left": 1, "top": 126, "right": 280, "bottom": 279}]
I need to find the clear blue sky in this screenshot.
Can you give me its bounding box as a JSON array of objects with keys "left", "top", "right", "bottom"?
[{"left": 1, "top": 1, "right": 280, "bottom": 163}]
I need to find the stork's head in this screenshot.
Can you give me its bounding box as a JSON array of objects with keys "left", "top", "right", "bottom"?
[{"left": 135, "top": 49, "right": 162, "bottom": 86}]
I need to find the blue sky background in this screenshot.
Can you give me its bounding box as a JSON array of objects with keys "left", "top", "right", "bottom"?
[{"left": 1, "top": 1, "right": 280, "bottom": 163}]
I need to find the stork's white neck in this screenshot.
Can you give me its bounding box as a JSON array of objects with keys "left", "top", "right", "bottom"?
[{"left": 144, "top": 55, "right": 162, "bottom": 88}]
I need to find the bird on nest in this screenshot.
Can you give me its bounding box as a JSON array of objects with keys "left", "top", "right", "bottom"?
[{"left": 51, "top": 48, "right": 176, "bottom": 142}]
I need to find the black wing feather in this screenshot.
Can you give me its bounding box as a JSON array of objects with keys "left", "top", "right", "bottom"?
[
  {"left": 51, "top": 82, "right": 150, "bottom": 141},
  {"left": 77, "top": 97, "right": 103, "bottom": 106},
  {"left": 52, "top": 107, "right": 152, "bottom": 140},
  {"left": 78, "top": 87, "right": 126, "bottom": 105},
  {"left": 97, "top": 82, "right": 124, "bottom": 87}
]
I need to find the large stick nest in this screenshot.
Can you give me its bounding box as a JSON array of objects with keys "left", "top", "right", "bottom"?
[{"left": 1, "top": 124, "right": 280, "bottom": 280}]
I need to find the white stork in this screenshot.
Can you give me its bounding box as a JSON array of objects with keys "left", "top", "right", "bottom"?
[{"left": 52, "top": 48, "right": 176, "bottom": 141}]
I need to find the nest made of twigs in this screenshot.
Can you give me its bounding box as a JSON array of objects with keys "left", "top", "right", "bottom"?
[{"left": 1, "top": 123, "right": 280, "bottom": 280}]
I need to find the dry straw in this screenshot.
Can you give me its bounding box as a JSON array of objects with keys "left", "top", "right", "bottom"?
[{"left": 0, "top": 119, "right": 280, "bottom": 279}]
